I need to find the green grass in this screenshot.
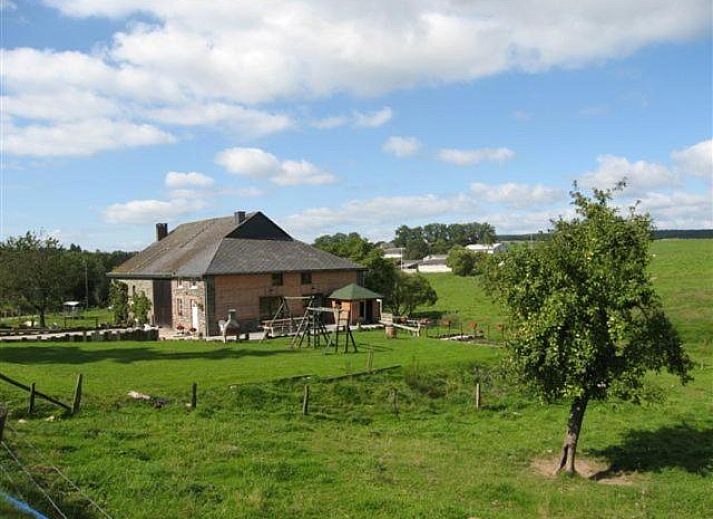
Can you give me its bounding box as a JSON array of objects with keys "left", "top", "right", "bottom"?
[{"left": 0, "top": 239, "right": 711, "bottom": 518}]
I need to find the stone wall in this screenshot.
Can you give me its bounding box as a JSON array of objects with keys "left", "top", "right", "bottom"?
[
  {"left": 171, "top": 279, "right": 207, "bottom": 335},
  {"left": 121, "top": 279, "right": 155, "bottom": 324}
]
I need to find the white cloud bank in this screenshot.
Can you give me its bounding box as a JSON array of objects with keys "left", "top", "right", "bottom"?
[
  {"left": 215, "top": 147, "right": 336, "bottom": 186},
  {"left": 578, "top": 155, "right": 680, "bottom": 195},
  {"left": 4, "top": 1, "right": 709, "bottom": 157},
  {"left": 470, "top": 182, "right": 565, "bottom": 208},
  {"left": 103, "top": 198, "right": 207, "bottom": 225},
  {"left": 40, "top": 0, "right": 711, "bottom": 102},
  {"left": 671, "top": 139, "right": 712, "bottom": 179},
  {"left": 3, "top": 118, "right": 175, "bottom": 157}
]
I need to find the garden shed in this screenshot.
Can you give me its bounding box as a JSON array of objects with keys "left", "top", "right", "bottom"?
[{"left": 329, "top": 283, "right": 382, "bottom": 324}]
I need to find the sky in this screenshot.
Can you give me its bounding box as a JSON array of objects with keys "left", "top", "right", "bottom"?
[{"left": 1, "top": 0, "right": 711, "bottom": 251}]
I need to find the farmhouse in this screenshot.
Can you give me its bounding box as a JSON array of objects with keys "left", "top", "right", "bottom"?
[{"left": 109, "top": 211, "right": 365, "bottom": 336}]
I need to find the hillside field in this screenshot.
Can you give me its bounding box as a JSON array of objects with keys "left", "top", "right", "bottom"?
[{"left": 0, "top": 239, "right": 711, "bottom": 518}]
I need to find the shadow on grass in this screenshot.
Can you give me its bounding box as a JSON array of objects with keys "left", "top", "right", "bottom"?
[
  {"left": 590, "top": 423, "right": 713, "bottom": 477},
  {"left": 0, "top": 345, "right": 301, "bottom": 365}
]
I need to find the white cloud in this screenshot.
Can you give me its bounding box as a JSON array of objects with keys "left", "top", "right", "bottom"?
[
  {"left": 0, "top": 0, "right": 17, "bottom": 11},
  {"left": 8, "top": 1, "right": 709, "bottom": 157},
  {"left": 382, "top": 136, "right": 421, "bottom": 158},
  {"left": 671, "top": 139, "right": 712, "bottom": 179},
  {"left": 215, "top": 147, "right": 336, "bottom": 186},
  {"left": 309, "top": 115, "right": 349, "bottom": 129},
  {"left": 146, "top": 103, "right": 294, "bottom": 137},
  {"left": 470, "top": 182, "right": 565, "bottom": 208},
  {"left": 103, "top": 198, "right": 206, "bottom": 224},
  {"left": 579, "top": 155, "right": 679, "bottom": 195},
  {"left": 164, "top": 171, "right": 214, "bottom": 189},
  {"left": 353, "top": 107, "right": 393, "bottom": 128},
  {"left": 3, "top": 119, "right": 175, "bottom": 157},
  {"left": 39, "top": 1, "right": 711, "bottom": 103},
  {"left": 283, "top": 193, "right": 477, "bottom": 238},
  {"left": 310, "top": 108, "right": 393, "bottom": 129},
  {"left": 636, "top": 190, "right": 713, "bottom": 229},
  {"left": 438, "top": 147, "right": 515, "bottom": 166}
]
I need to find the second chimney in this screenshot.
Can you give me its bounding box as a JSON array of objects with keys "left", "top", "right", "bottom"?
[
  {"left": 235, "top": 211, "right": 246, "bottom": 224},
  {"left": 156, "top": 222, "right": 168, "bottom": 241}
]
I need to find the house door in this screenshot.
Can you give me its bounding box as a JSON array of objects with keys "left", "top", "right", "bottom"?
[{"left": 191, "top": 302, "right": 200, "bottom": 330}]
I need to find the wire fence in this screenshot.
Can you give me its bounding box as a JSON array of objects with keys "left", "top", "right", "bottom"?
[{"left": 0, "top": 421, "right": 113, "bottom": 519}]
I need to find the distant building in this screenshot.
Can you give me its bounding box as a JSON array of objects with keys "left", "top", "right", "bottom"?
[
  {"left": 382, "top": 247, "right": 404, "bottom": 261},
  {"left": 402, "top": 254, "right": 451, "bottom": 274},
  {"left": 465, "top": 242, "right": 507, "bottom": 254}
]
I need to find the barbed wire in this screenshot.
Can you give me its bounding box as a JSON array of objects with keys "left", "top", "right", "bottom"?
[
  {"left": 1, "top": 441, "right": 68, "bottom": 519},
  {"left": 4, "top": 422, "right": 114, "bottom": 519}
]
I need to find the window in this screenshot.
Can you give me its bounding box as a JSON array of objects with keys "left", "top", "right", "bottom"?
[
  {"left": 272, "top": 273, "right": 283, "bottom": 286},
  {"left": 177, "top": 298, "right": 184, "bottom": 317},
  {"left": 259, "top": 296, "right": 282, "bottom": 320},
  {"left": 300, "top": 272, "right": 312, "bottom": 285}
]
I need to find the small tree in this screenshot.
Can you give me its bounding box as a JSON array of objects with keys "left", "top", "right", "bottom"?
[
  {"left": 484, "top": 185, "right": 691, "bottom": 475},
  {"left": 109, "top": 281, "right": 129, "bottom": 325},
  {"left": 0, "top": 232, "right": 75, "bottom": 328},
  {"left": 390, "top": 272, "right": 438, "bottom": 316},
  {"left": 445, "top": 247, "right": 476, "bottom": 276},
  {"left": 131, "top": 291, "right": 152, "bottom": 326}
]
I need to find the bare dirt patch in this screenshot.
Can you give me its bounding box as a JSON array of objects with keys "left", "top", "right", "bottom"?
[{"left": 530, "top": 456, "right": 639, "bottom": 486}]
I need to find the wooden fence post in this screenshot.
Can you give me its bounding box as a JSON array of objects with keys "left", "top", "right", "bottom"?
[
  {"left": 475, "top": 383, "right": 481, "bottom": 411},
  {"left": 28, "top": 382, "right": 36, "bottom": 415},
  {"left": 367, "top": 349, "right": 374, "bottom": 372},
  {"left": 191, "top": 382, "right": 197, "bottom": 409},
  {"left": 72, "top": 374, "right": 83, "bottom": 415},
  {"left": 0, "top": 406, "right": 6, "bottom": 443},
  {"left": 390, "top": 388, "right": 399, "bottom": 417},
  {"left": 302, "top": 384, "right": 310, "bottom": 416}
]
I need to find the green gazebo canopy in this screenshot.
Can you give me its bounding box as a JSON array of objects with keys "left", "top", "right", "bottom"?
[{"left": 329, "top": 283, "right": 382, "bottom": 301}]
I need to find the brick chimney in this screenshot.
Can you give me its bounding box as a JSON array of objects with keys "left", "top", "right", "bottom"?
[
  {"left": 235, "top": 211, "right": 246, "bottom": 224},
  {"left": 156, "top": 223, "right": 168, "bottom": 241}
]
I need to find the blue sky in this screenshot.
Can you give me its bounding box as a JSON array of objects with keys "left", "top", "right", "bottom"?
[{"left": 1, "top": 0, "right": 711, "bottom": 251}]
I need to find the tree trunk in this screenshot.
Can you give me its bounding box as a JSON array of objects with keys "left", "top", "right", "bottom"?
[
  {"left": 556, "top": 394, "right": 589, "bottom": 475},
  {"left": 38, "top": 308, "right": 46, "bottom": 329}
]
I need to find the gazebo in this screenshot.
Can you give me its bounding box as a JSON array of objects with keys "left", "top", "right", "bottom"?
[{"left": 328, "top": 283, "right": 382, "bottom": 324}]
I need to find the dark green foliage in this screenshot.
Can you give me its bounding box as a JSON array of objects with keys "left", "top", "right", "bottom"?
[
  {"left": 484, "top": 185, "right": 693, "bottom": 472},
  {"left": 485, "top": 187, "right": 692, "bottom": 404},
  {"left": 312, "top": 232, "right": 376, "bottom": 263},
  {"left": 131, "top": 290, "right": 152, "bottom": 326},
  {"left": 0, "top": 231, "right": 73, "bottom": 327},
  {"left": 446, "top": 246, "right": 486, "bottom": 276},
  {"left": 390, "top": 272, "right": 438, "bottom": 316},
  {"left": 109, "top": 281, "right": 129, "bottom": 325}
]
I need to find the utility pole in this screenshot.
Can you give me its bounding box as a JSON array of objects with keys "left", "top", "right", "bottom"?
[{"left": 84, "top": 259, "right": 89, "bottom": 313}]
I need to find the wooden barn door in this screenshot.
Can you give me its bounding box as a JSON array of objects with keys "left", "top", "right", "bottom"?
[{"left": 153, "top": 280, "right": 173, "bottom": 327}]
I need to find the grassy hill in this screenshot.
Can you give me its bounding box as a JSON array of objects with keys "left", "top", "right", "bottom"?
[{"left": 0, "top": 240, "right": 710, "bottom": 518}]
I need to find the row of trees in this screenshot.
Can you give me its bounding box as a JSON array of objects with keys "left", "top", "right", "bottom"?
[
  {"left": 312, "top": 232, "right": 437, "bottom": 316},
  {"left": 394, "top": 221, "right": 496, "bottom": 259},
  {"left": 0, "top": 232, "right": 134, "bottom": 327}
]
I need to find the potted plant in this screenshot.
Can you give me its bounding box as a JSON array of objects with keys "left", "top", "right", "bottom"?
[{"left": 176, "top": 324, "right": 185, "bottom": 335}]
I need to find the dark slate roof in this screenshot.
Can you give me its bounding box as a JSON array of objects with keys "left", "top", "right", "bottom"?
[
  {"left": 329, "top": 283, "right": 382, "bottom": 300},
  {"left": 206, "top": 239, "right": 363, "bottom": 275},
  {"left": 110, "top": 212, "right": 363, "bottom": 278}
]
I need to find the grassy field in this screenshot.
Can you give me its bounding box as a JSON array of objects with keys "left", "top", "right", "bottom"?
[
  {"left": 0, "top": 239, "right": 711, "bottom": 518},
  {"left": 0, "top": 308, "right": 114, "bottom": 330}
]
